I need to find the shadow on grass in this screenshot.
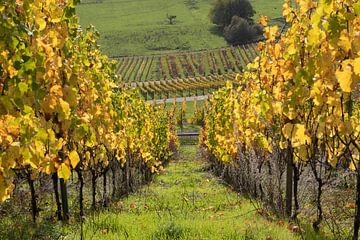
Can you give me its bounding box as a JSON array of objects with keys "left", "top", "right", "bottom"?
[
  {"left": 151, "top": 221, "right": 191, "bottom": 240},
  {"left": 0, "top": 215, "right": 65, "bottom": 240},
  {"left": 209, "top": 25, "right": 224, "bottom": 37}
]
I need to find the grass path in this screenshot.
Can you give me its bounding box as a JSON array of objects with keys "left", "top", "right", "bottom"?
[{"left": 74, "top": 146, "right": 300, "bottom": 240}]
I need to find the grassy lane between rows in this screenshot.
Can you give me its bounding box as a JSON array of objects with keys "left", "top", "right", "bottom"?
[{"left": 68, "top": 146, "right": 310, "bottom": 240}]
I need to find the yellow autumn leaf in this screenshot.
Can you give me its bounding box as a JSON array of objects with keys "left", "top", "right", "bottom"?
[
  {"left": 284, "top": 107, "right": 297, "bottom": 120},
  {"left": 47, "top": 129, "right": 56, "bottom": 144},
  {"left": 35, "top": 15, "right": 46, "bottom": 31},
  {"left": 292, "top": 124, "right": 311, "bottom": 147},
  {"left": 338, "top": 121, "right": 353, "bottom": 135},
  {"left": 57, "top": 163, "right": 71, "bottom": 181},
  {"left": 299, "top": 0, "right": 315, "bottom": 13},
  {"left": 279, "top": 140, "right": 288, "bottom": 149},
  {"left": 58, "top": 98, "right": 70, "bottom": 120},
  {"left": 297, "top": 145, "right": 309, "bottom": 160},
  {"left": 0, "top": 180, "right": 14, "bottom": 203},
  {"left": 85, "top": 151, "right": 91, "bottom": 161},
  {"left": 258, "top": 136, "right": 272, "bottom": 153},
  {"left": 350, "top": 152, "right": 360, "bottom": 171},
  {"left": 327, "top": 151, "right": 338, "bottom": 168},
  {"left": 7, "top": 65, "right": 18, "bottom": 78},
  {"left": 50, "top": 85, "right": 63, "bottom": 97},
  {"left": 336, "top": 68, "right": 353, "bottom": 93},
  {"left": 22, "top": 148, "right": 38, "bottom": 169},
  {"left": 258, "top": 15, "right": 269, "bottom": 26},
  {"left": 287, "top": 43, "right": 297, "bottom": 55},
  {"left": 349, "top": 160, "right": 357, "bottom": 171},
  {"left": 282, "top": 123, "right": 293, "bottom": 139},
  {"left": 273, "top": 101, "right": 283, "bottom": 114},
  {"left": 338, "top": 32, "right": 351, "bottom": 52},
  {"left": 313, "top": 94, "right": 324, "bottom": 106},
  {"left": 308, "top": 28, "right": 321, "bottom": 46},
  {"left": 282, "top": 123, "right": 311, "bottom": 147},
  {"left": 354, "top": 57, "right": 360, "bottom": 75},
  {"left": 141, "top": 152, "right": 152, "bottom": 162},
  {"left": 69, "top": 150, "right": 80, "bottom": 168},
  {"left": 264, "top": 25, "right": 279, "bottom": 41}
]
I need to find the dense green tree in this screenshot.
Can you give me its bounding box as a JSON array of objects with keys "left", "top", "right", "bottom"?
[
  {"left": 209, "top": 0, "right": 255, "bottom": 28},
  {"left": 224, "top": 16, "right": 263, "bottom": 44}
]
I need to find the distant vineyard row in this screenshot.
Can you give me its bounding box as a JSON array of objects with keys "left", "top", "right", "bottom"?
[
  {"left": 114, "top": 43, "right": 259, "bottom": 82},
  {"left": 118, "top": 73, "right": 237, "bottom": 100}
]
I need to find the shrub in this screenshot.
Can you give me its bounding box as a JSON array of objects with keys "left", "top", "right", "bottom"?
[{"left": 224, "top": 16, "right": 263, "bottom": 44}]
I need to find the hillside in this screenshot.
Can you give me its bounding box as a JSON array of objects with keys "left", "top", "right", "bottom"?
[{"left": 77, "top": 0, "right": 283, "bottom": 56}]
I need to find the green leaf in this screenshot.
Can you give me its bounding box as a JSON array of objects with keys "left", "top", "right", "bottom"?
[
  {"left": 36, "top": 128, "right": 48, "bottom": 142},
  {"left": 24, "top": 59, "right": 36, "bottom": 71},
  {"left": 10, "top": 37, "right": 19, "bottom": 49},
  {"left": 354, "top": 2, "right": 360, "bottom": 15},
  {"left": 18, "top": 82, "right": 28, "bottom": 96},
  {"left": 0, "top": 96, "right": 14, "bottom": 114},
  {"left": 23, "top": 105, "right": 33, "bottom": 115}
]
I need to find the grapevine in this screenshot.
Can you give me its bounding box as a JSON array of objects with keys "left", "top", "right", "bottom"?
[
  {"left": 201, "top": 0, "right": 360, "bottom": 238},
  {"left": 0, "top": 0, "right": 178, "bottom": 224}
]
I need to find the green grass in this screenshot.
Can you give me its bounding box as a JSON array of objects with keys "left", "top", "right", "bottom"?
[
  {"left": 0, "top": 145, "right": 330, "bottom": 239},
  {"left": 0, "top": 216, "right": 66, "bottom": 240},
  {"left": 251, "top": 0, "right": 284, "bottom": 20},
  {"left": 76, "top": 0, "right": 283, "bottom": 56},
  {"left": 67, "top": 146, "right": 306, "bottom": 240}
]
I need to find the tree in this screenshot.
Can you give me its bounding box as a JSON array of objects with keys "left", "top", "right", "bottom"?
[
  {"left": 167, "top": 14, "right": 177, "bottom": 25},
  {"left": 209, "top": 0, "right": 255, "bottom": 28},
  {"left": 224, "top": 16, "right": 263, "bottom": 44}
]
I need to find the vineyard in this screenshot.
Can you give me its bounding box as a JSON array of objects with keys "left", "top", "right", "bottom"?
[
  {"left": 115, "top": 43, "right": 259, "bottom": 82},
  {"left": 113, "top": 19, "right": 289, "bottom": 101},
  {"left": 201, "top": 0, "right": 360, "bottom": 239},
  {"left": 2, "top": 0, "right": 360, "bottom": 240},
  {"left": 115, "top": 44, "right": 259, "bottom": 100},
  {"left": 0, "top": 1, "right": 177, "bottom": 238},
  {"left": 120, "top": 73, "right": 236, "bottom": 100}
]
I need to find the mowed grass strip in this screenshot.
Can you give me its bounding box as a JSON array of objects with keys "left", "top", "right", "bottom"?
[
  {"left": 69, "top": 146, "right": 302, "bottom": 240},
  {"left": 77, "top": 0, "right": 283, "bottom": 56}
]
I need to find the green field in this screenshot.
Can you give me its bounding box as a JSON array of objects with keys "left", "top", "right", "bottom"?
[{"left": 77, "top": 0, "right": 283, "bottom": 56}]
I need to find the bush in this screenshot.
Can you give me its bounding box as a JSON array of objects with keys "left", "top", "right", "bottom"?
[
  {"left": 209, "top": 0, "right": 255, "bottom": 28},
  {"left": 224, "top": 16, "right": 263, "bottom": 44}
]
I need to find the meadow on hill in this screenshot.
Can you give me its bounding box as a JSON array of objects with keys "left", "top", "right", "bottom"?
[{"left": 77, "top": 0, "right": 283, "bottom": 56}]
